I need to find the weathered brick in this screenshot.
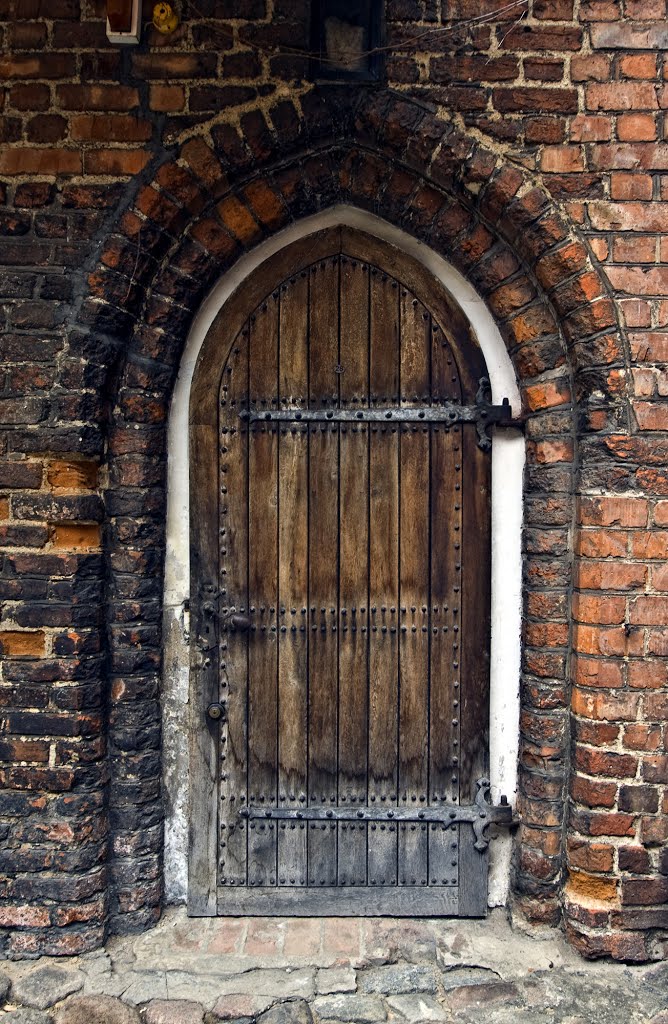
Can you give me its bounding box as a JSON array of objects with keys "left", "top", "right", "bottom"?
[
  {"left": 621, "top": 878, "right": 668, "bottom": 905},
  {"left": 0, "top": 0, "right": 664, "bottom": 966},
  {"left": 0, "top": 147, "right": 81, "bottom": 175},
  {"left": 57, "top": 84, "right": 140, "bottom": 110}
]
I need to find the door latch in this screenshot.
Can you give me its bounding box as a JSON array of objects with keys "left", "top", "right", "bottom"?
[{"left": 223, "top": 611, "right": 251, "bottom": 632}]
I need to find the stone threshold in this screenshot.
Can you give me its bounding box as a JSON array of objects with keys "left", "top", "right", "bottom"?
[{"left": 0, "top": 909, "right": 665, "bottom": 1024}]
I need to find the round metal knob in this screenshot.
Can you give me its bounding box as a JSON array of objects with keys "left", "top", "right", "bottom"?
[{"left": 207, "top": 702, "right": 225, "bottom": 721}]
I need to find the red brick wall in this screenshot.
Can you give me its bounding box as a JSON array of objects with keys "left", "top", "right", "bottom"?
[{"left": 0, "top": 0, "right": 666, "bottom": 960}]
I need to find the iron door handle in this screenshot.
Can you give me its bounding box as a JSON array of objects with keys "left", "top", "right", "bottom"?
[{"left": 228, "top": 614, "right": 251, "bottom": 632}]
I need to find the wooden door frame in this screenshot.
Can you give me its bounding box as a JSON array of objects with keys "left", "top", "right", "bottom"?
[{"left": 188, "top": 226, "right": 493, "bottom": 914}]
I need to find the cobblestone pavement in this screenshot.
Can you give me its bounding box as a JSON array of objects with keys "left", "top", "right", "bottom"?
[{"left": 0, "top": 909, "right": 666, "bottom": 1024}]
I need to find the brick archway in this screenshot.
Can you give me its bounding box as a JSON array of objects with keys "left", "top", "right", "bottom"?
[{"left": 49, "top": 89, "right": 641, "bottom": 959}]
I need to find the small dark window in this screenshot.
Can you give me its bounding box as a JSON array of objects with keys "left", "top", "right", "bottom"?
[{"left": 310, "top": 0, "right": 384, "bottom": 81}]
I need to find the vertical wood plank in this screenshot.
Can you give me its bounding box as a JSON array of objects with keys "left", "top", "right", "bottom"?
[
  {"left": 337, "top": 256, "right": 369, "bottom": 886},
  {"left": 458, "top": 822, "right": 488, "bottom": 916},
  {"left": 339, "top": 257, "right": 369, "bottom": 402},
  {"left": 247, "top": 295, "right": 279, "bottom": 886},
  {"left": 398, "top": 822, "right": 429, "bottom": 888},
  {"left": 309, "top": 256, "right": 340, "bottom": 407},
  {"left": 276, "top": 275, "right": 309, "bottom": 886},
  {"left": 308, "top": 256, "right": 340, "bottom": 886},
  {"left": 307, "top": 423, "right": 339, "bottom": 885},
  {"left": 219, "top": 329, "right": 249, "bottom": 889},
  {"left": 398, "top": 290, "right": 430, "bottom": 887},
  {"left": 428, "top": 324, "right": 463, "bottom": 887},
  {"left": 188, "top": 418, "right": 219, "bottom": 913},
  {"left": 279, "top": 272, "right": 309, "bottom": 406},
  {"left": 368, "top": 270, "right": 399, "bottom": 888}
]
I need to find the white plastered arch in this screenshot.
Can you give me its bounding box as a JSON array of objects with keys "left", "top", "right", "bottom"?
[{"left": 161, "top": 205, "right": 525, "bottom": 906}]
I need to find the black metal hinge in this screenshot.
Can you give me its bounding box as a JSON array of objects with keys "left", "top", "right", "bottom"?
[
  {"left": 240, "top": 778, "right": 515, "bottom": 852},
  {"left": 239, "top": 377, "right": 518, "bottom": 451}
]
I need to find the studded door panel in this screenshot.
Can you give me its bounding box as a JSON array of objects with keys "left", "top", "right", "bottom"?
[{"left": 214, "top": 251, "right": 492, "bottom": 916}]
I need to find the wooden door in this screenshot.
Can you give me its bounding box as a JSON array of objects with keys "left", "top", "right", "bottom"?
[{"left": 189, "top": 228, "right": 500, "bottom": 917}]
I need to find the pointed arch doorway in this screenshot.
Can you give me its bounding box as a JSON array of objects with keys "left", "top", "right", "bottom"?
[{"left": 187, "top": 224, "right": 516, "bottom": 918}]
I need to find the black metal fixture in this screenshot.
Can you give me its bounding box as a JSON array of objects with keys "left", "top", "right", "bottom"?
[{"left": 311, "top": 0, "right": 384, "bottom": 81}]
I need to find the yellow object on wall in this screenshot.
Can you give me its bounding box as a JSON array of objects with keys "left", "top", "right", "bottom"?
[{"left": 152, "top": 2, "right": 180, "bottom": 34}]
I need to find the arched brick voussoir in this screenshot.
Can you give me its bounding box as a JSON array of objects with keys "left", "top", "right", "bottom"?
[
  {"left": 112, "top": 155, "right": 581, "bottom": 427},
  {"left": 86, "top": 90, "right": 636, "bottom": 945},
  {"left": 91, "top": 87, "right": 625, "bottom": 406}
]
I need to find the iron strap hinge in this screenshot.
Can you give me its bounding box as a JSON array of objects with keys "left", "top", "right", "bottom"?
[
  {"left": 239, "top": 778, "right": 515, "bottom": 852},
  {"left": 238, "top": 378, "right": 518, "bottom": 451}
]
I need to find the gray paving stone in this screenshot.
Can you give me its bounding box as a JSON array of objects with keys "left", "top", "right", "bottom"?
[
  {"left": 2, "top": 1012, "right": 53, "bottom": 1024},
  {"left": 13, "top": 967, "right": 85, "bottom": 1010},
  {"left": 358, "top": 965, "right": 437, "bottom": 995},
  {"left": 452, "top": 1011, "right": 556, "bottom": 1024},
  {"left": 144, "top": 998, "right": 205, "bottom": 1023},
  {"left": 0, "top": 969, "right": 12, "bottom": 1003},
  {"left": 444, "top": 981, "right": 520, "bottom": 1012},
  {"left": 386, "top": 995, "right": 447, "bottom": 1023},
  {"left": 533, "top": 971, "right": 664, "bottom": 1023},
  {"left": 645, "top": 963, "right": 668, "bottom": 993},
  {"left": 166, "top": 975, "right": 225, "bottom": 1011},
  {"left": 82, "top": 970, "right": 129, "bottom": 999},
  {"left": 215, "top": 969, "right": 314, "bottom": 999},
  {"left": 211, "top": 994, "right": 277, "bottom": 1020},
  {"left": 53, "top": 995, "right": 140, "bottom": 1024},
  {"left": 122, "top": 971, "right": 168, "bottom": 1005},
  {"left": 439, "top": 965, "right": 500, "bottom": 990},
  {"left": 79, "top": 953, "right": 112, "bottom": 977},
  {"left": 313, "top": 994, "right": 387, "bottom": 1022},
  {"left": 257, "top": 998, "right": 313, "bottom": 1024},
  {"left": 316, "top": 968, "right": 357, "bottom": 995}
]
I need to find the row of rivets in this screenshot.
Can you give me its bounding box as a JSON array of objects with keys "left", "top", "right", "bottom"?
[
  {"left": 266, "top": 627, "right": 456, "bottom": 635},
  {"left": 220, "top": 823, "right": 459, "bottom": 837},
  {"left": 263, "top": 626, "right": 460, "bottom": 634},
  {"left": 218, "top": 341, "right": 245, "bottom": 878},
  {"left": 233, "top": 606, "right": 455, "bottom": 615},
  {"left": 246, "top": 425, "right": 461, "bottom": 434},
  {"left": 241, "top": 395, "right": 464, "bottom": 406},
  {"left": 244, "top": 395, "right": 466, "bottom": 405},
  {"left": 244, "top": 425, "right": 455, "bottom": 435}
]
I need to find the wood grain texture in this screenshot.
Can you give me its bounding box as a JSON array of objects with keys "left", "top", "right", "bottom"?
[
  {"left": 367, "top": 271, "right": 400, "bottom": 887},
  {"left": 247, "top": 296, "right": 279, "bottom": 885},
  {"left": 218, "top": 886, "right": 460, "bottom": 915},
  {"left": 219, "top": 331, "right": 249, "bottom": 888},
  {"left": 337, "top": 256, "right": 370, "bottom": 886},
  {"left": 189, "top": 227, "right": 493, "bottom": 917},
  {"left": 277, "top": 276, "right": 310, "bottom": 886},
  {"left": 307, "top": 256, "right": 340, "bottom": 886}
]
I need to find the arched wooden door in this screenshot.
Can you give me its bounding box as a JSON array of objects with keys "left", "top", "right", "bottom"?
[{"left": 189, "top": 228, "right": 510, "bottom": 917}]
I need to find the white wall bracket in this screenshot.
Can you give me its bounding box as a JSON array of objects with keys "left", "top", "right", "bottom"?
[{"left": 106, "top": 0, "right": 141, "bottom": 45}]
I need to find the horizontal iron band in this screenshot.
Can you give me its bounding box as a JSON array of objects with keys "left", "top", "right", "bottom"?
[
  {"left": 239, "top": 402, "right": 511, "bottom": 426},
  {"left": 240, "top": 803, "right": 513, "bottom": 825}
]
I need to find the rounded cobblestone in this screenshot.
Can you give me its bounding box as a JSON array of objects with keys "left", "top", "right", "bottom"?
[{"left": 0, "top": 912, "right": 664, "bottom": 1024}]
